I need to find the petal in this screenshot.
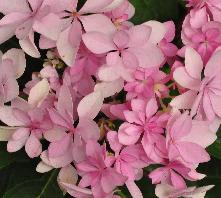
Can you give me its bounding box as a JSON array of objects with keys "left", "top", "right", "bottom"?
[
  {"left": 210, "top": 93, "right": 221, "bottom": 118},
  {"left": 94, "top": 79, "right": 124, "bottom": 98},
  {"left": 128, "top": 25, "right": 151, "bottom": 47},
  {"left": 3, "top": 78, "right": 19, "bottom": 103},
  {"left": 185, "top": 47, "right": 203, "bottom": 79},
  {"left": 77, "top": 118, "right": 100, "bottom": 141},
  {"left": 182, "top": 120, "right": 217, "bottom": 148},
  {"left": 2, "top": 48, "right": 26, "bottom": 78},
  {"left": 118, "top": 123, "right": 142, "bottom": 145},
  {"left": 128, "top": 44, "right": 165, "bottom": 68},
  {"left": 25, "top": 134, "right": 42, "bottom": 158},
  {"left": 177, "top": 142, "right": 210, "bottom": 164},
  {"left": 0, "top": 126, "right": 16, "bottom": 141},
  {"left": 77, "top": 91, "right": 104, "bottom": 119},
  {"left": 33, "top": 13, "right": 62, "bottom": 41},
  {"left": 80, "top": 14, "right": 116, "bottom": 36},
  {"left": 48, "top": 134, "right": 72, "bottom": 158},
  {"left": 19, "top": 32, "right": 41, "bottom": 58},
  {"left": 0, "top": 12, "right": 29, "bottom": 26},
  {"left": 82, "top": 32, "right": 116, "bottom": 54},
  {"left": 173, "top": 67, "right": 200, "bottom": 90},
  {"left": 100, "top": 0, "right": 125, "bottom": 12},
  {"left": 0, "top": 0, "right": 30, "bottom": 14},
  {"left": 11, "top": 127, "right": 30, "bottom": 141},
  {"left": 0, "top": 26, "right": 15, "bottom": 45},
  {"left": 146, "top": 98, "right": 158, "bottom": 119},
  {"left": 0, "top": 106, "right": 23, "bottom": 126},
  {"left": 170, "top": 90, "right": 198, "bottom": 109},
  {"left": 28, "top": 79, "right": 50, "bottom": 107},
  {"left": 36, "top": 162, "right": 53, "bottom": 173},
  {"left": 57, "top": 21, "right": 82, "bottom": 66},
  {"left": 58, "top": 165, "right": 78, "bottom": 186},
  {"left": 98, "top": 65, "right": 121, "bottom": 82},
  {"left": 205, "top": 50, "right": 221, "bottom": 77},
  {"left": 7, "top": 137, "right": 27, "bottom": 152},
  {"left": 143, "top": 21, "right": 167, "bottom": 44},
  {"left": 80, "top": 0, "right": 112, "bottom": 13}
]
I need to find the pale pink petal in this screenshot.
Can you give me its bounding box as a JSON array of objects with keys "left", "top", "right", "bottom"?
[
  {"left": 146, "top": 98, "right": 158, "bottom": 119},
  {"left": 0, "top": 106, "right": 23, "bottom": 126},
  {"left": 143, "top": 21, "right": 167, "bottom": 44},
  {"left": 205, "top": 50, "right": 221, "bottom": 77},
  {"left": 98, "top": 65, "right": 121, "bottom": 81},
  {"left": 82, "top": 32, "right": 116, "bottom": 54},
  {"left": 36, "top": 162, "right": 53, "bottom": 173},
  {"left": 44, "top": 128, "right": 66, "bottom": 142},
  {"left": 77, "top": 118, "right": 100, "bottom": 141},
  {"left": 33, "top": 13, "right": 62, "bottom": 41},
  {"left": 48, "top": 134, "right": 72, "bottom": 158},
  {"left": 173, "top": 67, "right": 200, "bottom": 90},
  {"left": 0, "top": 26, "right": 15, "bottom": 45},
  {"left": 25, "top": 134, "right": 42, "bottom": 158},
  {"left": 118, "top": 123, "right": 142, "bottom": 145},
  {"left": 177, "top": 142, "right": 210, "bottom": 164},
  {"left": 3, "top": 78, "right": 19, "bottom": 103},
  {"left": 101, "top": 0, "right": 125, "bottom": 12},
  {"left": 94, "top": 79, "right": 124, "bottom": 98},
  {"left": 0, "top": 12, "right": 29, "bottom": 26},
  {"left": 182, "top": 120, "right": 217, "bottom": 148},
  {"left": 128, "top": 44, "right": 165, "bottom": 68},
  {"left": 19, "top": 32, "right": 41, "bottom": 58},
  {"left": 39, "top": 36, "right": 56, "bottom": 49},
  {"left": 57, "top": 20, "right": 82, "bottom": 66},
  {"left": 80, "top": 14, "right": 116, "bottom": 36},
  {"left": 170, "top": 90, "right": 198, "bottom": 109},
  {"left": 0, "top": 0, "right": 30, "bottom": 14},
  {"left": 12, "top": 128, "right": 30, "bottom": 141},
  {"left": 77, "top": 91, "right": 104, "bottom": 119},
  {"left": 128, "top": 25, "right": 151, "bottom": 47},
  {"left": 58, "top": 165, "right": 78, "bottom": 188},
  {"left": 185, "top": 47, "right": 203, "bottom": 79},
  {"left": 210, "top": 94, "right": 221, "bottom": 118},
  {"left": 80, "top": 0, "right": 112, "bottom": 13},
  {"left": 7, "top": 138, "right": 28, "bottom": 152},
  {"left": 2, "top": 48, "right": 26, "bottom": 78},
  {"left": 126, "top": 180, "right": 143, "bottom": 198},
  {"left": 28, "top": 79, "right": 50, "bottom": 107}
]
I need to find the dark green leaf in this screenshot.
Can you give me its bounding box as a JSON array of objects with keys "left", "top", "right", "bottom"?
[
  {"left": 4, "top": 170, "right": 63, "bottom": 198},
  {"left": 129, "top": 0, "right": 185, "bottom": 24}
]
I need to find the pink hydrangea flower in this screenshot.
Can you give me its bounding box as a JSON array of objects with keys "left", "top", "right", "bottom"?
[{"left": 171, "top": 47, "right": 221, "bottom": 122}]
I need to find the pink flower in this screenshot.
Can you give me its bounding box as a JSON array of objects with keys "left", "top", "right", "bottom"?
[
  {"left": 166, "top": 112, "right": 210, "bottom": 164},
  {"left": 0, "top": 0, "right": 53, "bottom": 57},
  {"left": 0, "top": 98, "right": 51, "bottom": 158},
  {"left": 39, "top": 0, "right": 124, "bottom": 66},
  {"left": 124, "top": 67, "right": 169, "bottom": 100},
  {"left": 77, "top": 140, "right": 127, "bottom": 197},
  {"left": 118, "top": 98, "right": 169, "bottom": 163},
  {"left": 171, "top": 47, "right": 221, "bottom": 122},
  {"left": 149, "top": 160, "right": 192, "bottom": 189},
  {"left": 182, "top": 9, "right": 221, "bottom": 63},
  {"left": 83, "top": 23, "right": 165, "bottom": 71}
]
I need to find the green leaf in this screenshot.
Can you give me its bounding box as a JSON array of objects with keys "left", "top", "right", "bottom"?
[
  {"left": 208, "top": 139, "right": 221, "bottom": 159},
  {"left": 129, "top": 0, "right": 185, "bottom": 24},
  {"left": 3, "top": 170, "right": 63, "bottom": 198}
]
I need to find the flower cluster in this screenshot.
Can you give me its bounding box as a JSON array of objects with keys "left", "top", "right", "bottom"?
[{"left": 0, "top": 0, "right": 220, "bottom": 197}]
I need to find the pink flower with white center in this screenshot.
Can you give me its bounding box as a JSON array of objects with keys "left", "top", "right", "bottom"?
[
  {"left": 166, "top": 112, "right": 210, "bottom": 164},
  {"left": 171, "top": 47, "right": 221, "bottom": 122},
  {"left": 0, "top": 0, "right": 53, "bottom": 57},
  {"left": 38, "top": 0, "right": 124, "bottom": 66},
  {"left": 181, "top": 9, "right": 221, "bottom": 63},
  {"left": 118, "top": 98, "right": 169, "bottom": 163},
  {"left": 124, "top": 67, "right": 169, "bottom": 100},
  {"left": 76, "top": 140, "right": 127, "bottom": 197}
]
